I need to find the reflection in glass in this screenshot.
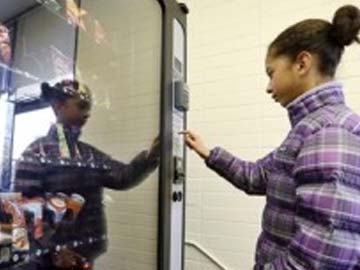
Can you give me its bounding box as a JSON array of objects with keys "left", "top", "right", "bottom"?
[
  {"left": 1, "top": 1, "right": 162, "bottom": 269},
  {"left": 13, "top": 80, "right": 159, "bottom": 269}
]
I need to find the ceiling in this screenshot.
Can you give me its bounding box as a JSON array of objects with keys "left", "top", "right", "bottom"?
[{"left": 0, "top": 0, "right": 38, "bottom": 22}]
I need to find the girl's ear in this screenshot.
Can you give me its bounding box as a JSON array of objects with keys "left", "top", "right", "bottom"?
[{"left": 294, "top": 50, "right": 313, "bottom": 76}]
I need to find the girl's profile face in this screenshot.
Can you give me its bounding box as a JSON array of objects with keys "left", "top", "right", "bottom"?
[
  {"left": 265, "top": 53, "right": 302, "bottom": 107},
  {"left": 55, "top": 95, "right": 91, "bottom": 128}
]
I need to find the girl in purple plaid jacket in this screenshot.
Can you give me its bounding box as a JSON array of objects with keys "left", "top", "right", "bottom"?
[{"left": 183, "top": 5, "right": 360, "bottom": 270}]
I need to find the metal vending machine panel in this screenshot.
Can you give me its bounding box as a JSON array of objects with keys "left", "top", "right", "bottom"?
[{"left": 170, "top": 19, "right": 188, "bottom": 270}]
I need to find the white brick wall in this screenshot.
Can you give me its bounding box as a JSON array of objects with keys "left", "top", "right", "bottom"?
[{"left": 182, "top": 0, "right": 360, "bottom": 269}]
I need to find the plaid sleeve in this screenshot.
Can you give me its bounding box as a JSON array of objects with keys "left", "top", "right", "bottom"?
[
  {"left": 90, "top": 146, "right": 158, "bottom": 190},
  {"left": 205, "top": 147, "right": 274, "bottom": 195},
  {"left": 265, "top": 127, "right": 360, "bottom": 269}
]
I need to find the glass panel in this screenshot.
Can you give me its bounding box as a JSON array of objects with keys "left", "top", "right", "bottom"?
[
  {"left": 0, "top": 1, "right": 162, "bottom": 270},
  {"left": 76, "top": 1, "right": 161, "bottom": 270}
]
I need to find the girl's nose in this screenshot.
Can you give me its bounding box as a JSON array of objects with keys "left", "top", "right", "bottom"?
[{"left": 266, "top": 81, "right": 273, "bottom": 94}]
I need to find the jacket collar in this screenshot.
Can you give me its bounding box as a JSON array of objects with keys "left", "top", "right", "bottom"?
[
  {"left": 286, "top": 81, "right": 344, "bottom": 127},
  {"left": 48, "top": 123, "right": 81, "bottom": 142}
]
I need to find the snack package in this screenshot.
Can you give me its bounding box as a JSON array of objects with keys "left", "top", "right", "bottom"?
[
  {"left": 45, "top": 195, "right": 67, "bottom": 225},
  {"left": 0, "top": 193, "right": 30, "bottom": 267},
  {"left": 12, "top": 227, "right": 29, "bottom": 251},
  {"left": 0, "top": 225, "right": 12, "bottom": 265},
  {"left": 21, "top": 197, "right": 45, "bottom": 239},
  {"left": 66, "top": 193, "right": 85, "bottom": 221}
]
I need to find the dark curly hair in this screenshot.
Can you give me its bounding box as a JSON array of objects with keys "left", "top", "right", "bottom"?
[
  {"left": 268, "top": 5, "right": 360, "bottom": 77},
  {"left": 41, "top": 82, "right": 70, "bottom": 103},
  {"left": 41, "top": 80, "right": 90, "bottom": 103}
]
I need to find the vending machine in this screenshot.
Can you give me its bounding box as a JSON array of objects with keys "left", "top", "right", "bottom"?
[{"left": 0, "top": 1, "right": 188, "bottom": 270}]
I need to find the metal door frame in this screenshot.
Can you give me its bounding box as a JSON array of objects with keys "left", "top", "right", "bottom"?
[{"left": 157, "top": 1, "right": 188, "bottom": 270}]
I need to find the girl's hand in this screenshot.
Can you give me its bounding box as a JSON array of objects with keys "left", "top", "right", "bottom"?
[{"left": 180, "top": 130, "right": 210, "bottom": 160}]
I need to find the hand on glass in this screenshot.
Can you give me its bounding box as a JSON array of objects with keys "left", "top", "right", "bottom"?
[{"left": 180, "top": 130, "right": 210, "bottom": 160}]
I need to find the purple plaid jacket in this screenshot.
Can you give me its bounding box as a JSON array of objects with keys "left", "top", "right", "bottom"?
[{"left": 206, "top": 82, "right": 360, "bottom": 270}]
